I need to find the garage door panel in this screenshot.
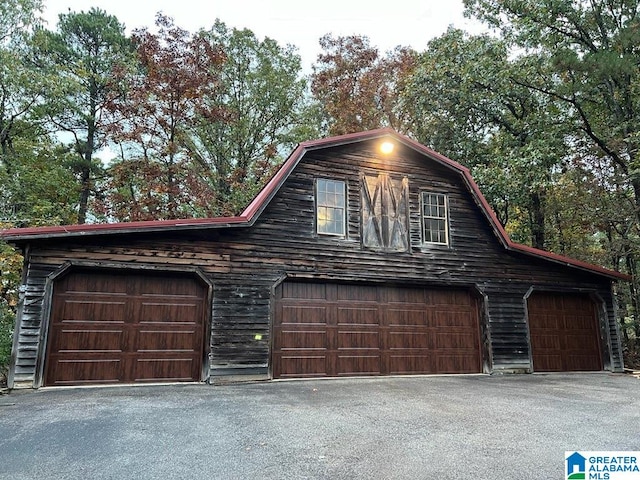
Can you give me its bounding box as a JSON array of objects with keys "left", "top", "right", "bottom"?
[
  {"left": 133, "top": 276, "right": 200, "bottom": 296},
  {"left": 61, "top": 299, "right": 127, "bottom": 322},
  {"left": 531, "top": 354, "right": 562, "bottom": 372},
  {"left": 132, "top": 358, "right": 196, "bottom": 381},
  {"left": 135, "top": 301, "right": 200, "bottom": 323},
  {"left": 46, "top": 271, "right": 207, "bottom": 386},
  {"left": 436, "top": 332, "right": 478, "bottom": 349},
  {"left": 528, "top": 292, "right": 602, "bottom": 372},
  {"left": 277, "top": 355, "right": 327, "bottom": 377},
  {"left": 388, "top": 331, "right": 433, "bottom": 350},
  {"left": 569, "top": 333, "right": 599, "bottom": 347},
  {"left": 63, "top": 273, "right": 128, "bottom": 294},
  {"left": 385, "top": 288, "right": 426, "bottom": 304},
  {"left": 564, "top": 315, "right": 594, "bottom": 330},
  {"left": 337, "top": 330, "right": 379, "bottom": 349},
  {"left": 337, "top": 307, "right": 379, "bottom": 325},
  {"left": 52, "top": 328, "right": 124, "bottom": 352},
  {"left": 433, "top": 311, "right": 476, "bottom": 328},
  {"left": 273, "top": 282, "right": 481, "bottom": 378},
  {"left": 437, "top": 354, "right": 480, "bottom": 373},
  {"left": 532, "top": 315, "right": 558, "bottom": 329},
  {"left": 388, "top": 354, "right": 432, "bottom": 374},
  {"left": 564, "top": 355, "right": 601, "bottom": 371},
  {"left": 52, "top": 358, "right": 121, "bottom": 384},
  {"left": 387, "top": 308, "right": 426, "bottom": 326},
  {"left": 532, "top": 334, "right": 561, "bottom": 350},
  {"left": 427, "top": 290, "right": 471, "bottom": 306},
  {"left": 135, "top": 329, "right": 198, "bottom": 352},
  {"left": 276, "top": 330, "right": 327, "bottom": 350},
  {"left": 337, "top": 355, "right": 380, "bottom": 375},
  {"left": 280, "top": 305, "right": 328, "bottom": 325},
  {"left": 336, "top": 284, "right": 378, "bottom": 302},
  {"left": 281, "top": 282, "right": 326, "bottom": 300}
]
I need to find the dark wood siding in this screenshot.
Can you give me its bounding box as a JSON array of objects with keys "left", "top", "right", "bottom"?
[
  {"left": 9, "top": 138, "right": 623, "bottom": 385},
  {"left": 273, "top": 282, "right": 481, "bottom": 378},
  {"left": 10, "top": 264, "right": 57, "bottom": 388}
]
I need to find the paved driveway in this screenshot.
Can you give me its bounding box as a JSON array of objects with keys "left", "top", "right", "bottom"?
[{"left": 1, "top": 373, "right": 639, "bottom": 480}]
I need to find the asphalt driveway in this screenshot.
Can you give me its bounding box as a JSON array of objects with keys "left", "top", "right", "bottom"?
[{"left": 1, "top": 373, "right": 639, "bottom": 480}]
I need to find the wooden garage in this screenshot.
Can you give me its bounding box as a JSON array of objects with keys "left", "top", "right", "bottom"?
[
  {"left": 1, "top": 128, "right": 629, "bottom": 388},
  {"left": 527, "top": 292, "right": 603, "bottom": 372},
  {"left": 45, "top": 269, "right": 208, "bottom": 386},
  {"left": 273, "top": 282, "right": 481, "bottom": 378}
]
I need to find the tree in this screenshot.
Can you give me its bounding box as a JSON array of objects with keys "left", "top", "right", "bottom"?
[
  {"left": 190, "top": 20, "right": 314, "bottom": 215},
  {"left": 311, "top": 34, "right": 416, "bottom": 136},
  {"left": 403, "top": 28, "right": 569, "bottom": 249},
  {"left": 0, "top": 0, "right": 50, "bottom": 385},
  {"left": 0, "top": 236, "right": 22, "bottom": 385},
  {"left": 463, "top": 1, "right": 640, "bottom": 237},
  {"left": 0, "top": 0, "right": 42, "bottom": 43},
  {"left": 0, "top": 0, "right": 45, "bottom": 162},
  {"left": 32, "top": 8, "right": 133, "bottom": 223},
  {"left": 100, "top": 14, "right": 226, "bottom": 221},
  {"left": 464, "top": 0, "right": 640, "bottom": 354},
  {"left": 102, "top": 18, "right": 314, "bottom": 220}
]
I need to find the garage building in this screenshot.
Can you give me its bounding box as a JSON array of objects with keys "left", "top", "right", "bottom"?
[{"left": 2, "top": 129, "right": 627, "bottom": 388}]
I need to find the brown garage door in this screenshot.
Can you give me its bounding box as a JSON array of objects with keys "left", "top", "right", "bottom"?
[
  {"left": 527, "top": 292, "right": 602, "bottom": 372},
  {"left": 272, "top": 282, "right": 481, "bottom": 378},
  {"left": 45, "top": 270, "right": 207, "bottom": 386}
]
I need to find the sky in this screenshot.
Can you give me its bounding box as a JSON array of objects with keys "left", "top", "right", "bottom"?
[{"left": 41, "top": 0, "right": 488, "bottom": 70}]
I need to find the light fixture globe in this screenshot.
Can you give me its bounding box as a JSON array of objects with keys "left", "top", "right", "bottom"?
[{"left": 380, "top": 141, "right": 394, "bottom": 154}]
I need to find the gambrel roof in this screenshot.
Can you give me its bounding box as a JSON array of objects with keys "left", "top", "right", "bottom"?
[{"left": 0, "top": 128, "right": 629, "bottom": 280}]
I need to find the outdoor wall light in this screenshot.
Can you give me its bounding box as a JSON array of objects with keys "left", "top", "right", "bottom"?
[{"left": 380, "top": 141, "right": 394, "bottom": 154}]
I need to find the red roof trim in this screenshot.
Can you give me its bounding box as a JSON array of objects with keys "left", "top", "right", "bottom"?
[
  {"left": 0, "top": 128, "right": 629, "bottom": 281},
  {"left": 0, "top": 215, "right": 248, "bottom": 238}
]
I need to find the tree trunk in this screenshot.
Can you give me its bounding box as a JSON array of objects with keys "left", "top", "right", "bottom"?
[
  {"left": 77, "top": 166, "right": 91, "bottom": 224},
  {"left": 530, "top": 191, "right": 545, "bottom": 250}
]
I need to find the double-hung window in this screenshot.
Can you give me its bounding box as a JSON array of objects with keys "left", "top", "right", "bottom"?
[
  {"left": 421, "top": 192, "right": 448, "bottom": 245},
  {"left": 316, "top": 178, "right": 346, "bottom": 236}
]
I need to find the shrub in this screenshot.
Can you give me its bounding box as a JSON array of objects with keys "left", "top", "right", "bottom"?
[{"left": 0, "top": 301, "right": 14, "bottom": 388}]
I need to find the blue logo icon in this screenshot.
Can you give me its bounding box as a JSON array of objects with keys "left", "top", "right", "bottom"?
[{"left": 567, "top": 452, "right": 586, "bottom": 479}]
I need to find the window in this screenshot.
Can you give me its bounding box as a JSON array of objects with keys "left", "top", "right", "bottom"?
[
  {"left": 316, "top": 178, "right": 346, "bottom": 236},
  {"left": 421, "top": 192, "right": 448, "bottom": 245}
]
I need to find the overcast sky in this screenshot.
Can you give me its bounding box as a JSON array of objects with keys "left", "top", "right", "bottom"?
[{"left": 42, "top": 0, "right": 488, "bottom": 70}]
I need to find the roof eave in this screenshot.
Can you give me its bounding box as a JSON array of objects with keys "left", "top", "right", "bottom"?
[
  {"left": 1, "top": 216, "right": 249, "bottom": 243},
  {"left": 506, "top": 242, "right": 630, "bottom": 281}
]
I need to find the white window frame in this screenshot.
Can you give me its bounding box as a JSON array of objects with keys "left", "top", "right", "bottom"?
[
  {"left": 316, "top": 178, "right": 346, "bottom": 236},
  {"left": 421, "top": 192, "right": 449, "bottom": 245}
]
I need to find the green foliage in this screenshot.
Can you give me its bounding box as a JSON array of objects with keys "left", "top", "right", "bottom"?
[
  {"left": 0, "top": 302, "right": 13, "bottom": 385},
  {"left": 463, "top": 0, "right": 640, "bottom": 339},
  {"left": 0, "top": 239, "right": 22, "bottom": 385},
  {"left": 193, "top": 20, "right": 314, "bottom": 215},
  {"left": 32, "top": 8, "right": 134, "bottom": 223},
  {"left": 0, "top": 132, "right": 80, "bottom": 226},
  {"left": 0, "top": 0, "right": 43, "bottom": 45},
  {"left": 404, "top": 28, "right": 570, "bottom": 249}
]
